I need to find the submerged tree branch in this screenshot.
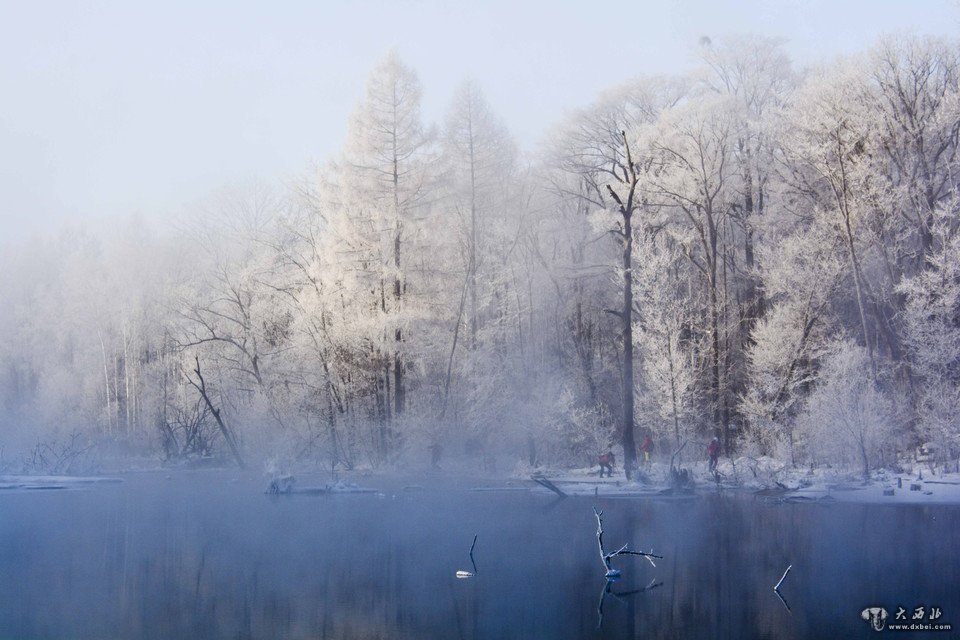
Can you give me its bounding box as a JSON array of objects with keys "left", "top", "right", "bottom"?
[
  {"left": 774, "top": 564, "right": 792, "bottom": 591},
  {"left": 593, "top": 507, "right": 662, "bottom": 578}
]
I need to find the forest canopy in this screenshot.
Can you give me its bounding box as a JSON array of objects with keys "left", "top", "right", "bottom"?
[{"left": 1, "top": 35, "right": 958, "bottom": 477}]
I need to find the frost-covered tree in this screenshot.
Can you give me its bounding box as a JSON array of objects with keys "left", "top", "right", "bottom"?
[
  {"left": 548, "top": 77, "right": 687, "bottom": 477},
  {"left": 172, "top": 185, "right": 303, "bottom": 456},
  {"left": 338, "top": 50, "right": 434, "bottom": 422},
  {"left": 866, "top": 36, "right": 960, "bottom": 267},
  {"left": 741, "top": 211, "right": 845, "bottom": 460},
  {"left": 898, "top": 203, "right": 960, "bottom": 465},
  {"left": 433, "top": 81, "right": 529, "bottom": 454},
  {"left": 441, "top": 81, "right": 516, "bottom": 349},
  {"left": 642, "top": 95, "right": 740, "bottom": 443},
  {"left": 779, "top": 60, "right": 881, "bottom": 374},
  {"left": 698, "top": 35, "right": 794, "bottom": 327},
  {"left": 633, "top": 231, "right": 700, "bottom": 449},
  {"left": 797, "top": 340, "right": 897, "bottom": 478}
]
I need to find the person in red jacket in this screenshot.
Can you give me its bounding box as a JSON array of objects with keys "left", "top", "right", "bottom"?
[
  {"left": 707, "top": 436, "right": 720, "bottom": 472},
  {"left": 639, "top": 434, "right": 653, "bottom": 468},
  {"left": 598, "top": 451, "right": 615, "bottom": 478}
]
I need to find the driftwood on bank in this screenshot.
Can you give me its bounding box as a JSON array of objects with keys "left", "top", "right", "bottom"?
[
  {"left": 266, "top": 475, "right": 377, "bottom": 495},
  {"left": 531, "top": 473, "right": 567, "bottom": 497}
]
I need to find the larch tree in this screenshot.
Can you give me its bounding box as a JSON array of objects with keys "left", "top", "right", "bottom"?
[
  {"left": 341, "top": 51, "right": 433, "bottom": 424},
  {"left": 442, "top": 81, "right": 516, "bottom": 350},
  {"left": 437, "top": 81, "right": 522, "bottom": 453}
]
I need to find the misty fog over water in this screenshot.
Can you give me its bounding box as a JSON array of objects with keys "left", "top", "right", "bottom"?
[{"left": 0, "top": 474, "right": 956, "bottom": 639}]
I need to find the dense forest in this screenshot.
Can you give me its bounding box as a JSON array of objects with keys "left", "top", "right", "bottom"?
[{"left": 1, "top": 34, "right": 958, "bottom": 478}]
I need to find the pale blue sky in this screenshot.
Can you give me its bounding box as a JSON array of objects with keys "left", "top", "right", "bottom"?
[{"left": 1, "top": 0, "right": 958, "bottom": 239}]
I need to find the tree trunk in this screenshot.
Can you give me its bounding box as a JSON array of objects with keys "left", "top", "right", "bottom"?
[
  {"left": 468, "top": 105, "right": 478, "bottom": 350},
  {"left": 666, "top": 332, "right": 681, "bottom": 449},
  {"left": 392, "top": 129, "right": 405, "bottom": 419},
  {"left": 843, "top": 212, "right": 877, "bottom": 378},
  {"left": 98, "top": 329, "right": 113, "bottom": 435},
  {"left": 605, "top": 131, "right": 641, "bottom": 480},
  {"left": 622, "top": 209, "right": 637, "bottom": 478},
  {"left": 189, "top": 357, "right": 245, "bottom": 469}
]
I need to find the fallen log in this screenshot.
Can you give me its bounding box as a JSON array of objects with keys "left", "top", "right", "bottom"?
[{"left": 531, "top": 474, "right": 566, "bottom": 497}]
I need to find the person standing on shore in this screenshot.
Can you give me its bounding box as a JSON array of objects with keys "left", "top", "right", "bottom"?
[
  {"left": 598, "top": 451, "right": 615, "bottom": 478},
  {"left": 707, "top": 436, "right": 720, "bottom": 473},
  {"left": 639, "top": 434, "right": 653, "bottom": 468}
]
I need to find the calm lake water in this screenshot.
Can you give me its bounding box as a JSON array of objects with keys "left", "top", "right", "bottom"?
[{"left": 0, "top": 471, "right": 957, "bottom": 639}]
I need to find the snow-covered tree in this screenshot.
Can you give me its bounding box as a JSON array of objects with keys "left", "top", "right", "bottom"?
[
  {"left": 633, "top": 231, "right": 700, "bottom": 449},
  {"left": 641, "top": 94, "right": 740, "bottom": 444},
  {"left": 779, "top": 59, "right": 882, "bottom": 374},
  {"left": 740, "top": 209, "right": 845, "bottom": 459},
  {"left": 898, "top": 202, "right": 960, "bottom": 466},
  {"left": 338, "top": 50, "right": 434, "bottom": 423},
  {"left": 547, "top": 77, "right": 687, "bottom": 477},
  {"left": 797, "top": 340, "right": 898, "bottom": 478}
]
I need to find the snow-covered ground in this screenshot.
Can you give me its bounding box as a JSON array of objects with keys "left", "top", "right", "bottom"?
[{"left": 2, "top": 459, "right": 958, "bottom": 506}]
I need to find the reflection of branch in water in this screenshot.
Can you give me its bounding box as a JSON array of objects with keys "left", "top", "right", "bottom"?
[
  {"left": 469, "top": 535, "right": 478, "bottom": 574},
  {"left": 456, "top": 535, "right": 479, "bottom": 579},
  {"left": 540, "top": 495, "right": 566, "bottom": 514},
  {"left": 774, "top": 587, "right": 792, "bottom": 613},
  {"left": 597, "top": 578, "right": 663, "bottom": 629}
]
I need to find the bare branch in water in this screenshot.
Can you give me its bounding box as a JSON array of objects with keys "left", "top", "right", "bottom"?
[
  {"left": 593, "top": 507, "right": 662, "bottom": 577},
  {"left": 774, "top": 564, "right": 792, "bottom": 591},
  {"left": 773, "top": 564, "right": 793, "bottom": 613}
]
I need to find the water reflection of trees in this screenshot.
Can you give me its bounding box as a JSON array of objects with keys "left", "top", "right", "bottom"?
[{"left": 0, "top": 483, "right": 957, "bottom": 639}]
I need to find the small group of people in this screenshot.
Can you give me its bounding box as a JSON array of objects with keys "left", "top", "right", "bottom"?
[
  {"left": 596, "top": 431, "right": 723, "bottom": 477},
  {"left": 596, "top": 433, "right": 653, "bottom": 477},
  {"left": 597, "top": 432, "right": 654, "bottom": 477}
]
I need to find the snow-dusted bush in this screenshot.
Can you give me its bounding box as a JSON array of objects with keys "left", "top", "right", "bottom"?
[
  {"left": 546, "top": 388, "right": 616, "bottom": 466},
  {"left": 796, "top": 340, "right": 897, "bottom": 478}
]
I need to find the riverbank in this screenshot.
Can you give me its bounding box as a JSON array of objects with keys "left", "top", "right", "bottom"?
[{"left": 4, "top": 453, "right": 960, "bottom": 506}]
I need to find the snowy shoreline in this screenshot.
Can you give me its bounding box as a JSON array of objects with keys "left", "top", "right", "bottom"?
[
  {"left": 513, "top": 459, "right": 960, "bottom": 505},
  {"left": 2, "top": 462, "right": 959, "bottom": 506}
]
